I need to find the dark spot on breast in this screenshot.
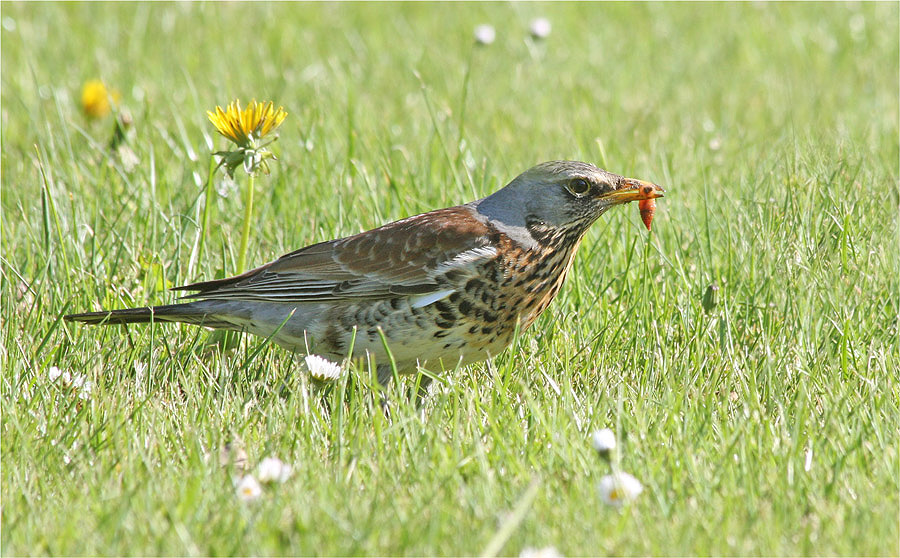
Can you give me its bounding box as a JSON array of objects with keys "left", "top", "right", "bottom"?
[
  {"left": 444, "top": 270, "right": 465, "bottom": 282},
  {"left": 324, "top": 324, "right": 344, "bottom": 352},
  {"left": 434, "top": 301, "right": 452, "bottom": 314}
]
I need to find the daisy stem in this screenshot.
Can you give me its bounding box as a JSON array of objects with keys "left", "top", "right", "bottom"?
[
  {"left": 196, "top": 154, "right": 217, "bottom": 274},
  {"left": 236, "top": 172, "right": 255, "bottom": 273}
]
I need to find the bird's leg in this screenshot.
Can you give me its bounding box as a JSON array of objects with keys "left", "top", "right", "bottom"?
[
  {"left": 377, "top": 365, "right": 433, "bottom": 414},
  {"left": 376, "top": 364, "right": 395, "bottom": 390},
  {"left": 376, "top": 364, "right": 394, "bottom": 418},
  {"left": 413, "top": 372, "right": 433, "bottom": 408}
]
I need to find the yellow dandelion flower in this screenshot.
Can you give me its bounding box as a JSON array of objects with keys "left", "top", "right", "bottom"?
[
  {"left": 207, "top": 99, "right": 287, "bottom": 149},
  {"left": 206, "top": 99, "right": 287, "bottom": 177},
  {"left": 81, "top": 79, "right": 118, "bottom": 119}
]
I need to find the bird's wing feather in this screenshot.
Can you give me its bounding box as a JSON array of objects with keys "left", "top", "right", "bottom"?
[{"left": 176, "top": 206, "right": 497, "bottom": 303}]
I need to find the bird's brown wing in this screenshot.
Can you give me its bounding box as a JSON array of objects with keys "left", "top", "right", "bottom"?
[{"left": 175, "top": 206, "right": 498, "bottom": 303}]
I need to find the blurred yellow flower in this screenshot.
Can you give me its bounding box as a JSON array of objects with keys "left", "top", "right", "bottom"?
[
  {"left": 81, "top": 79, "right": 118, "bottom": 119},
  {"left": 207, "top": 99, "right": 287, "bottom": 149}
]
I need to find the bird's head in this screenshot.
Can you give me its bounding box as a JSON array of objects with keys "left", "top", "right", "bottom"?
[{"left": 474, "top": 161, "right": 665, "bottom": 243}]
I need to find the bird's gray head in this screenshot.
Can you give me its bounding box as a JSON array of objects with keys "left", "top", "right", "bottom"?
[{"left": 473, "top": 161, "right": 664, "bottom": 244}]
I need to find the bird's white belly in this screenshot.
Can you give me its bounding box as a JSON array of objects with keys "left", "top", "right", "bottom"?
[{"left": 221, "top": 298, "right": 510, "bottom": 374}]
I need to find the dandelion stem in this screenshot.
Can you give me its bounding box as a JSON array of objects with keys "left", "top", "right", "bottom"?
[{"left": 236, "top": 172, "right": 255, "bottom": 273}]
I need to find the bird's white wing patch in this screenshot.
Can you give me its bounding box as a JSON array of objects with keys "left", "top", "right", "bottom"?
[
  {"left": 409, "top": 246, "right": 496, "bottom": 308},
  {"left": 433, "top": 246, "right": 498, "bottom": 275},
  {"left": 410, "top": 289, "right": 456, "bottom": 309}
]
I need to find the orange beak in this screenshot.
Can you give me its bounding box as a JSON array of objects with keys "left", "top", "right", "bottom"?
[{"left": 600, "top": 178, "right": 665, "bottom": 204}]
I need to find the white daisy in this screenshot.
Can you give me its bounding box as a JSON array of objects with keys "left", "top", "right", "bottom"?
[
  {"left": 48, "top": 366, "right": 70, "bottom": 383},
  {"left": 235, "top": 474, "right": 262, "bottom": 502},
  {"left": 597, "top": 472, "right": 644, "bottom": 507},
  {"left": 258, "top": 456, "right": 292, "bottom": 484},
  {"left": 71, "top": 375, "right": 93, "bottom": 400},
  {"left": 591, "top": 428, "right": 616, "bottom": 458},
  {"left": 529, "top": 17, "right": 552, "bottom": 40},
  {"left": 304, "top": 354, "right": 346, "bottom": 381},
  {"left": 520, "top": 546, "right": 563, "bottom": 558},
  {"left": 474, "top": 24, "right": 496, "bottom": 45}
]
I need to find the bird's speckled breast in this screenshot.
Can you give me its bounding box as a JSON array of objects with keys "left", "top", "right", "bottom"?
[
  {"left": 490, "top": 225, "right": 585, "bottom": 330},
  {"left": 306, "top": 224, "right": 586, "bottom": 373}
]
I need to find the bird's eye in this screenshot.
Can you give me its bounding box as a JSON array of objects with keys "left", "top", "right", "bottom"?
[{"left": 567, "top": 178, "right": 591, "bottom": 197}]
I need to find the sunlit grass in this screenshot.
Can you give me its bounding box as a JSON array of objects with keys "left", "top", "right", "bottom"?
[{"left": 2, "top": 3, "right": 898, "bottom": 556}]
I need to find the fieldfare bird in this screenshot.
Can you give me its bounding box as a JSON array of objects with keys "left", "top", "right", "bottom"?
[{"left": 66, "top": 161, "right": 664, "bottom": 387}]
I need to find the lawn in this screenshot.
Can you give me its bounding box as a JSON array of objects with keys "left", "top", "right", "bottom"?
[{"left": 2, "top": 3, "right": 898, "bottom": 556}]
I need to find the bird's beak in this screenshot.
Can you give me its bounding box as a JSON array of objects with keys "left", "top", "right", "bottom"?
[{"left": 599, "top": 178, "right": 665, "bottom": 205}]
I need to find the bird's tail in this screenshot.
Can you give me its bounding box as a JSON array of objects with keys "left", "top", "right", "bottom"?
[{"left": 64, "top": 303, "right": 232, "bottom": 328}]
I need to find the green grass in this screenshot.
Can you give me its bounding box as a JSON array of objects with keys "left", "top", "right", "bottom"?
[{"left": 2, "top": 3, "right": 898, "bottom": 556}]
